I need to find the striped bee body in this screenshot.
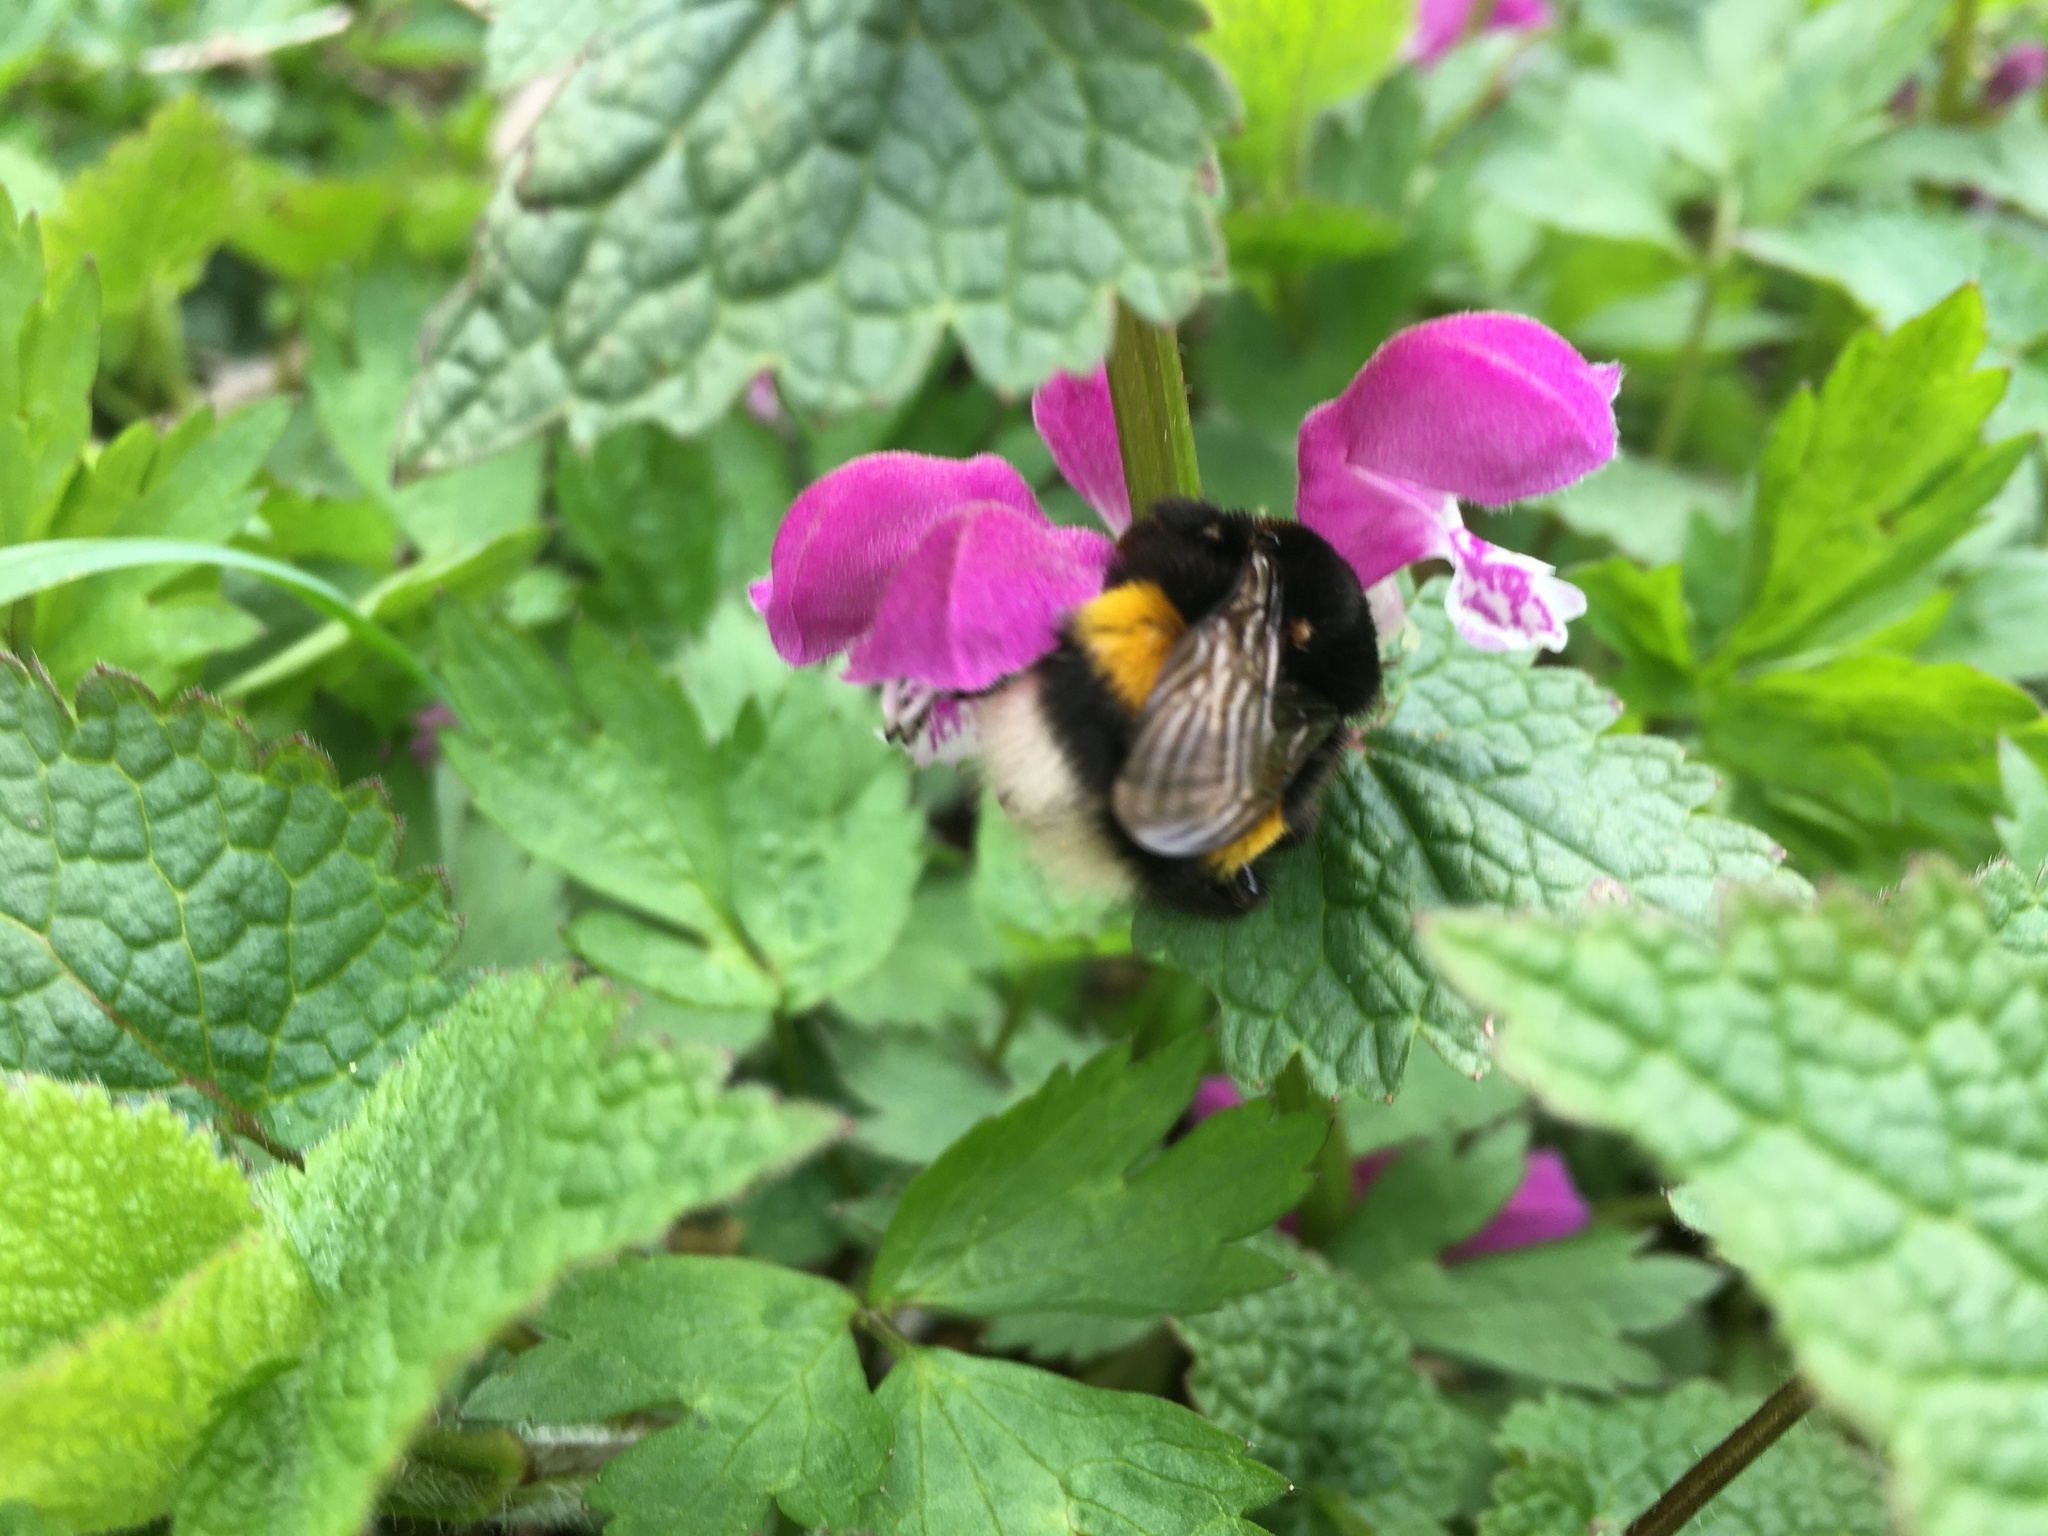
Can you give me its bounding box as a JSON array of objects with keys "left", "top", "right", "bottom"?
[{"left": 980, "top": 498, "right": 1382, "bottom": 916}]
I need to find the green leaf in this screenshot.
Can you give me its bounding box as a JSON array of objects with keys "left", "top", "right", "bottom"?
[
  {"left": 1199, "top": 0, "right": 1413, "bottom": 197},
  {"left": 0, "top": 198, "right": 95, "bottom": 549},
  {"left": 1720, "top": 288, "right": 2026, "bottom": 665},
  {"left": 0, "top": 660, "right": 456, "bottom": 1145},
  {"left": 396, "top": 0, "right": 1234, "bottom": 474},
  {"left": 1540, "top": 453, "right": 1737, "bottom": 568},
  {"left": 310, "top": 267, "right": 543, "bottom": 559},
  {"left": 467, "top": 1255, "right": 889, "bottom": 1533},
  {"left": 1427, "top": 864, "right": 2048, "bottom": 1536},
  {"left": 1220, "top": 199, "right": 1404, "bottom": 273},
  {"left": 1139, "top": 588, "right": 1799, "bottom": 1098},
  {"left": 1923, "top": 549, "right": 2048, "bottom": 683},
  {"left": 1981, "top": 857, "right": 2048, "bottom": 959},
  {"left": 1360, "top": 1228, "right": 1721, "bottom": 1391},
  {"left": 973, "top": 786, "right": 1131, "bottom": 954},
  {"left": 837, "top": 1018, "right": 1088, "bottom": 1165},
  {"left": 174, "top": 969, "right": 839, "bottom": 1536},
  {"left": 484, "top": 0, "right": 650, "bottom": 85},
  {"left": 1177, "top": 1234, "right": 1468, "bottom": 1536},
  {"left": 869, "top": 1036, "right": 1322, "bottom": 1316},
  {"left": 1340, "top": 1038, "right": 1526, "bottom": 1156},
  {"left": 1479, "top": 1383, "right": 1888, "bottom": 1536},
  {"left": 1, "top": 1224, "right": 315, "bottom": 1532},
  {"left": 832, "top": 872, "right": 1005, "bottom": 1030},
  {"left": 1998, "top": 736, "right": 2048, "bottom": 875},
  {"left": 0, "top": 1078, "right": 256, "bottom": 1370},
  {"left": 1477, "top": 80, "right": 1686, "bottom": 250},
  {"left": 1328, "top": 1121, "right": 1529, "bottom": 1277},
  {"left": 862, "top": 1346, "right": 1286, "bottom": 1536},
  {"left": 1573, "top": 558, "right": 1697, "bottom": 719},
  {"left": 41, "top": 96, "right": 241, "bottom": 323},
  {"left": 1742, "top": 209, "right": 2048, "bottom": 355}
]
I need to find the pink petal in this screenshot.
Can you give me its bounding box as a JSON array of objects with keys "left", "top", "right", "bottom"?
[
  {"left": 1444, "top": 1149, "right": 1590, "bottom": 1262},
  {"left": 1365, "top": 577, "right": 1408, "bottom": 640},
  {"left": 1191, "top": 1076, "right": 1244, "bottom": 1122},
  {"left": 1033, "top": 366, "right": 1131, "bottom": 534},
  {"left": 1408, "top": 0, "right": 1552, "bottom": 65},
  {"left": 1305, "top": 313, "right": 1618, "bottom": 514},
  {"left": 1298, "top": 398, "right": 1462, "bottom": 589},
  {"left": 843, "top": 506, "right": 1114, "bottom": 693},
  {"left": 1443, "top": 528, "right": 1586, "bottom": 653},
  {"left": 759, "top": 453, "right": 1044, "bottom": 667},
  {"left": 1987, "top": 42, "right": 2047, "bottom": 109}
]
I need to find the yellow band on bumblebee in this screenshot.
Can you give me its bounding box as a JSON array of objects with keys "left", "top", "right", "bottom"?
[{"left": 1072, "top": 581, "right": 1185, "bottom": 713}]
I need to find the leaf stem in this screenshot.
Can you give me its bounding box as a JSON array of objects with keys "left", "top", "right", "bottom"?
[
  {"left": 772, "top": 1011, "right": 809, "bottom": 1097},
  {"left": 228, "top": 1105, "right": 306, "bottom": 1170},
  {"left": 1653, "top": 181, "right": 1740, "bottom": 462},
  {"left": 1105, "top": 303, "right": 1201, "bottom": 520},
  {"left": 1270, "top": 1056, "right": 1349, "bottom": 1248},
  {"left": 987, "top": 972, "right": 1035, "bottom": 1070},
  {"left": 857, "top": 1308, "right": 918, "bottom": 1360},
  {"left": 1624, "top": 1377, "right": 1817, "bottom": 1536},
  {"left": 1936, "top": 0, "right": 1981, "bottom": 122}
]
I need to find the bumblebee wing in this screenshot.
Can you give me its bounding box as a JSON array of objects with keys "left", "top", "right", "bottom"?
[{"left": 1112, "top": 548, "right": 1330, "bottom": 858}]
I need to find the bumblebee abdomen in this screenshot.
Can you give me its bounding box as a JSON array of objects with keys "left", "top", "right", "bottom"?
[{"left": 1069, "top": 580, "right": 1185, "bottom": 713}]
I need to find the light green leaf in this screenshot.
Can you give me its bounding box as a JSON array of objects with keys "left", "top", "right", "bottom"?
[
  {"left": 1573, "top": 558, "right": 1698, "bottom": 720},
  {"left": 1981, "top": 856, "right": 2048, "bottom": 959},
  {"left": 0, "top": 1078, "right": 255, "bottom": 1370},
  {"left": 1923, "top": 549, "right": 2048, "bottom": 684},
  {"left": 1340, "top": 1038, "right": 1526, "bottom": 1156},
  {"left": 1479, "top": 1383, "right": 1888, "bottom": 1536},
  {"left": 484, "top": 0, "right": 651, "bottom": 85},
  {"left": 0, "top": 660, "right": 455, "bottom": 1145},
  {"left": 229, "top": 165, "right": 394, "bottom": 284},
  {"left": 1361, "top": 1228, "right": 1721, "bottom": 1391},
  {"left": 0, "top": 197, "right": 95, "bottom": 550},
  {"left": 869, "top": 1036, "right": 1322, "bottom": 1316},
  {"left": 1846, "top": 112, "right": 2048, "bottom": 226},
  {"left": 174, "top": 969, "right": 839, "bottom": 1536},
  {"left": 396, "top": 0, "right": 1233, "bottom": 474},
  {"left": 1329, "top": 1121, "right": 1529, "bottom": 1277},
  {"left": 1540, "top": 452, "right": 1738, "bottom": 568},
  {"left": 566, "top": 909, "right": 777, "bottom": 1010},
  {"left": 1998, "top": 737, "right": 2048, "bottom": 875},
  {"left": 468, "top": 1256, "right": 888, "bottom": 1533},
  {"left": 41, "top": 96, "right": 241, "bottom": 322},
  {"left": 973, "top": 786, "right": 1131, "bottom": 954},
  {"left": 1741, "top": 209, "right": 2048, "bottom": 355},
  {"left": 1178, "top": 1234, "right": 1468, "bottom": 1536},
  {"left": 0, "top": 1, "right": 74, "bottom": 88},
  {"left": 862, "top": 1346, "right": 1286, "bottom": 1536},
  {"left": 1721, "top": 287, "right": 2027, "bottom": 665},
  {"left": 833, "top": 872, "right": 1005, "bottom": 1030},
  {"left": 310, "top": 267, "right": 542, "bottom": 559},
  {"left": 1140, "top": 588, "right": 1799, "bottom": 1098},
  {"left": 556, "top": 422, "right": 724, "bottom": 652},
  {"left": 1219, "top": 199, "right": 1404, "bottom": 273},
  {"left": 836, "top": 1018, "right": 1088, "bottom": 1165},
  {"left": 1, "top": 1225, "right": 315, "bottom": 1532},
  {"left": 1200, "top": 0, "right": 1413, "bottom": 197},
  {"left": 1478, "top": 80, "right": 1687, "bottom": 250},
  {"left": 1427, "top": 864, "right": 2048, "bottom": 1536}
]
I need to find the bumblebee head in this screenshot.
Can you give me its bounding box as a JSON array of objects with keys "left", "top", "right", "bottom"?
[{"left": 1268, "top": 522, "right": 1380, "bottom": 717}]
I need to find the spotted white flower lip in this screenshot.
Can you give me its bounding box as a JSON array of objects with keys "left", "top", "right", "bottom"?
[{"left": 750, "top": 310, "right": 1621, "bottom": 744}]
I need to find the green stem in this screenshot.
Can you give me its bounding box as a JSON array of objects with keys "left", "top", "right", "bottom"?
[
  {"left": 1625, "top": 1378, "right": 1816, "bottom": 1536},
  {"left": 1271, "top": 1057, "right": 1350, "bottom": 1249},
  {"left": 1936, "top": 0, "right": 1981, "bottom": 122},
  {"left": 772, "top": 1012, "right": 808, "bottom": 1096},
  {"left": 857, "top": 1308, "right": 918, "bottom": 1360},
  {"left": 1105, "top": 303, "right": 1201, "bottom": 521},
  {"left": 1653, "top": 181, "right": 1740, "bottom": 463},
  {"left": 987, "top": 972, "right": 1035, "bottom": 1070}
]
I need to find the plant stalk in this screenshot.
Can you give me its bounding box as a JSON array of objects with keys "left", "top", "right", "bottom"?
[
  {"left": 1105, "top": 303, "right": 1201, "bottom": 520},
  {"left": 1625, "top": 1377, "right": 1817, "bottom": 1536},
  {"left": 1936, "top": 0, "right": 1981, "bottom": 122},
  {"left": 1653, "top": 180, "right": 1740, "bottom": 462},
  {"left": 1271, "top": 1057, "right": 1351, "bottom": 1249}
]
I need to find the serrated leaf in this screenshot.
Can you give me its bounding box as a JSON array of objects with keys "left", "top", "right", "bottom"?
[
  {"left": 1361, "top": 1227, "right": 1721, "bottom": 1391},
  {"left": 41, "top": 96, "right": 240, "bottom": 323},
  {"left": 1574, "top": 558, "right": 1697, "bottom": 719},
  {"left": 833, "top": 872, "right": 1005, "bottom": 1030},
  {"left": 1924, "top": 548, "right": 2048, "bottom": 684},
  {"left": 467, "top": 1255, "right": 889, "bottom": 1533},
  {"left": 1139, "top": 588, "right": 1799, "bottom": 1098},
  {"left": 0, "top": 199, "right": 95, "bottom": 549},
  {"left": 1, "top": 1224, "right": 316, "bottom": 1531},
  {"left": 837, "top": 1018, "right": 1088, "bottom": 1164},
  {"left": 1427, "top": 864, "right": 2048, "bottom": 1536},
  {"left": 396, "top": 0, "right": 1233, "bottom": 474},
  {"left": 1178, "top": 1234, "right": 1468, "bottom": 1536},
  {"left": 1721, "top": 288, "right": 2028, "bottom": 665},
  {"left": 1981, "top": 858, "right": 2048, "bottom": 959},
  {"left": 1997, "top": 736, "right": 2048, "bottom": 875},
  {"left": 1329, "top": 1121, "right": 1530, "bottom": 1276},
  {"left": 862, "top": 1346, "right": 1286, "bottom": 1536},
  {"left": 869, "top": 1036, "right": 1321, "bottom": 1316},
  {"left": 0, "top": 660, "right": 456, "bottom": 1146},
  {"left": 0, "top": 1078, "right": 255, "bottom": 1370},
  {"left": 1478, "top": 1383, "right": 1888, "bottom": 1536},
  {"left": 1340, "top": 1038, "right": 1526, "bottom": 1156},
  {"left": 173, "top": 969, "right": 839, "bottom": 1536}
]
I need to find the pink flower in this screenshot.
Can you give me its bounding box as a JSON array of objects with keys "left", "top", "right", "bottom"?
[
  {"left": 1408, "top": 0, "right": 1552, "bottom": 67},
  {"left": 1191, "top": 1076, "right": 1590, "bottom": 1256},
  {"left": 750, "top": 311, "right": 1617, "bottom": 755},
  {"left": 1986, "top": 41, "right": 2047, "bottom": 109},
  {"left": 410, "top": 702, "right": 456, "bottom": 769}
]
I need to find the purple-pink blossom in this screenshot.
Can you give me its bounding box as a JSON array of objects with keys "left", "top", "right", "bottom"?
[
  {"left": 750, "top": 310, "right": 1618, "bottom": 759},
  {"left": 1986, "top": 41, "right": 2047, "bottom": 109},
  {"left": 1192, "top": 1075, "right": 1590, "bottom": 1257},
  {"left": 1408, "top": 0, "right": 1552, "bottom": 66}
]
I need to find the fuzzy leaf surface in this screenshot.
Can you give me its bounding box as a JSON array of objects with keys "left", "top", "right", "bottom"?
[
  {"left": 1178, "top": 1235, "right": 1468, "bottom": 1536},
  {"left": 0, "top": 660, "right": 456, "bottom": 1145},
  {"left": 1429, "top": 865, "right": 2048, "bottom": 1536},
  {"left": 1139, "top": 589, "right": 1798, "bottom": 1098},
  {"left": 396, "top": 0, "right": 1233, "bottom": 472},
  {"left": 869, "top": 1036, "right": 1322, "bottom": 1316},
  {"left": 173, "top": 969, "right": 838, "bottom": 1536},
  {"left": 861, "top": 1347, "right": 1285, "bottom": 1536},
  {"left": 468, "top": 1256, "right": 888, "bottom": 1533}
]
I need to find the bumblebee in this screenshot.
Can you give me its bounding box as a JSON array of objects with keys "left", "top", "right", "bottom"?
[{"left": 980, "top": 498, "right": 1382, "bottom": 916}]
